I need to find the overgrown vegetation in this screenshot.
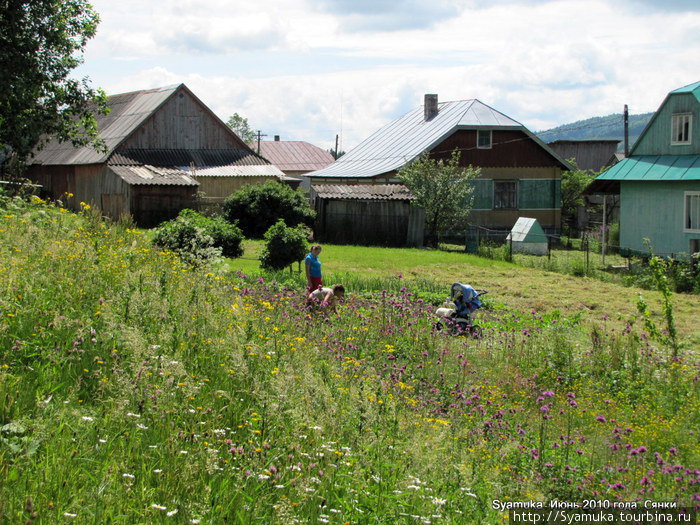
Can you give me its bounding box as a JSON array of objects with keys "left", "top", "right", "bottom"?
[
  {"left": 223, "top": 181, "right": 315, "bottom": 238},
  {"left": 0, "top": 196, "right": 697, "bottom": 523}
]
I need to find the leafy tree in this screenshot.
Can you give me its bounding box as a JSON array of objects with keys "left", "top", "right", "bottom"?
[
  {"left": 398, "top": 150, "right": 480, "bottom": 248},
  {"left": 226, "top": 113, "right": 256, "bottom": 144},
  {"left": 561, "top": 160, "right": 597, "bottom": 237},
  {"left": 0, "top": 0, "right": 109, "bottom": 167},
  {"left": 223, "top": 181, "right": 315, "bottom": 239},
  {"left": 259, "top": 219, "right": 310, "bottom": 271},
  {"left": 328, "top": 147, "right": 345, "bottom": 160}
]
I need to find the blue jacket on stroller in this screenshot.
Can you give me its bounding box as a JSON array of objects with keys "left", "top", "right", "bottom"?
[{"left": 450, "top": 283, "right": 483, "bottom": 317}]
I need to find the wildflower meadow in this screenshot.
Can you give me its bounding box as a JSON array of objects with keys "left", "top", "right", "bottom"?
[{"left": 0, "top": 196, "right": 698, "bottom": 524}]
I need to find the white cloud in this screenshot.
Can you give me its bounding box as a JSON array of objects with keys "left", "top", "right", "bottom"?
[{"left": 79, "top": 0, "right": 700, "bottom": 150}]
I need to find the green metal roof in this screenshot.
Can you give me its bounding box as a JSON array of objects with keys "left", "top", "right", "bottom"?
[
  {"left": 670, "top": 81, "right": 700, "bottom": 102},
  {"left": 596, "top": 155, "right": 700, "bottom": 181}
]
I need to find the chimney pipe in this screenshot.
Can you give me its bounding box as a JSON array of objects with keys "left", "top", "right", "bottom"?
[
  {"left": 424, "top": 94, "right": 438, "bottom": 121},
  {"left": 274, "top": 135, "right": 280, "bottom": 141}
]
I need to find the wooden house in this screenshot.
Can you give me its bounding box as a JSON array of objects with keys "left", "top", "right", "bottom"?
[
  {"left": 26, "top": 84, "right": 283, "bottom": 226},
  {"left": 590, "top": 81, "right": 700, "bottom": 257},
  {"left": 305, "top": 94, "right": 571, "bottom": 238},
  {"left": 547, "top": 139, "right": 620, "bottom": 172}
]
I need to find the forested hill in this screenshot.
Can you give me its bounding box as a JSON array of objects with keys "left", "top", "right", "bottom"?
[{"left": 536, "top": 112, "right": 654, "bottom": 150}]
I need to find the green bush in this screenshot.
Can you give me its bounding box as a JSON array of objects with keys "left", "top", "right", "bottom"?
[
  {"left": 153, "top": 209, "right": 244, "bottom": 259},
  {"left": 222, "top": 181, "right": 315, "bottom": 238},
  {"left": 259, "top": 219, "right": 309, "bottom": 271},
  {"left": 178, "top": 209, "right": 244, "bottom": 258}
]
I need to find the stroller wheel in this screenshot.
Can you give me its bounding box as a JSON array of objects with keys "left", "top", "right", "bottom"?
[{"left": 452, "top": 321, "right": 470, "bottom": 336}]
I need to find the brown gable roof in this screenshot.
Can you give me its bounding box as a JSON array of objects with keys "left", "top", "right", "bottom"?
[{"left": 259, "top": 140, "right": 334, "bottom": 172}]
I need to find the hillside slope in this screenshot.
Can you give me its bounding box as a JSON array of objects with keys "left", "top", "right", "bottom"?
[{"left": 537, "top": 112, "right": 654, "bottom": 150}]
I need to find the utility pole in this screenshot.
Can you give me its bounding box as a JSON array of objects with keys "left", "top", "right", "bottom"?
[
  {"left": 623, "top": 105, "right": 629, "bottom": 157},
  {"left": 256, "top": 130, "right": 267, "bottom": 155}
]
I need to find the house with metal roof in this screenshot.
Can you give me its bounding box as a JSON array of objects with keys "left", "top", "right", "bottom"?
[
  {"left": 305, "top": 94, "right": 571, "bottom": 235},
  {"left": 590, "top": 81, "right": 700, "bottom": 257},
  {"left": 259, "top": 136, "right": 334, "bottom": 178},
  {"left": 26, "top": 84, "right": 283, "bottom": 225}
]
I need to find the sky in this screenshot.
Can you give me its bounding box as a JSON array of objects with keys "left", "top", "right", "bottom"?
[{"left": 73, "top": 0, "right": 700, "bottom": 152}]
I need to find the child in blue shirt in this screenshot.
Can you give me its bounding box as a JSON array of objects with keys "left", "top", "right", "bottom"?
[{"left": 305, "top": 244, "right": 323, "bottom": 292}]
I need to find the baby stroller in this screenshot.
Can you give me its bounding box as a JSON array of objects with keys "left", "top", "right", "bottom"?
[{"left": 435, "top": 282, "right": 487, "bottom": 337}]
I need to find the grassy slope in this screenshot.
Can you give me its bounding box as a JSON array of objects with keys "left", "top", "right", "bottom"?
[{"left": 232, "top": 241, "right": 700, "bottom": 347}]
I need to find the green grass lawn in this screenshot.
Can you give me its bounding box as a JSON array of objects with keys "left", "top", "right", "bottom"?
[{"left": 227, "top": 240, "right": 700, "bottom": 347}]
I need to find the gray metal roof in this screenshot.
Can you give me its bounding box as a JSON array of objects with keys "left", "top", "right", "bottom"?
[
  {"left": 108, "top": 165, "right": 199, "bottom": 186},
  {"left": 311, "top": 184, "right": 415, "bottom": 201},
  {"left": 31, "top": 86, "right": 179, "bottom": 165},
  {"left": 307, "top": 99, "right": 569, "bottom": 179},
  {"left": 108, "top": 149, "right": 284, "bottom": 181}
]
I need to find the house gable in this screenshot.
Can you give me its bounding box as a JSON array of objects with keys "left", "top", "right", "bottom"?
[
  {"left": 119, "top": 85, "right": 250, "bottom": 152},
  {"left": 631, "top": 81, "right": 700, "bottom": 156},
  {"left": 433, "top": 129, "right": 568, "bottom": 168}
]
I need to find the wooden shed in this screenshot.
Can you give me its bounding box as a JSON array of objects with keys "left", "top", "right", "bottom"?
[
  {"left": 26, "top": 84, "right": 283, "bottom": 226},
  {"left": 506, "top": 217, "right": 549, "bottom": 255},
  {"left": 310, "top": 184, "right": 424, "bottom": 247}
]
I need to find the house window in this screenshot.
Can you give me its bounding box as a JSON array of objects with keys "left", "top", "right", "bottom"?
[
  {"left": 494, "top": 180, "right": 517, "bottom": 209},
  {"left": 671, "top": 113, "right": 692, "bottom": 145},
  {"left": 477, "top": 129, "right": 492, "bottom": 149},
  {"left": 690, "top": 239, "right": 700, "bottom": 255},
  {"left": 685, "top": 192, "right": 700, "bottom": 232}
]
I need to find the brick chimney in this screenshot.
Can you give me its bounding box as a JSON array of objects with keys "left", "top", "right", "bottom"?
[{"left": 424, "top": 94, "right": 438, "bottom": 120}]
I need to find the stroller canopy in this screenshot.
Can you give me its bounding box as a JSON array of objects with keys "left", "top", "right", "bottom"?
[{"left": 450, "top": 282, "right": 482, "bottom": 315}]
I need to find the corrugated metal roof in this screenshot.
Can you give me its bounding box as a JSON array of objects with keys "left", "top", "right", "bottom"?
[
  {"left": 109, "top": 149, "right": 284, "bottom": 178},
  {"left": 110, "top": 149, "right": 268, "bottom": 167},
  {"left": 306, "top": 99, "right": 569, "bottom": 179},
  {"left": 31, "top": 86, "right": 179, "bottom": 165},
  {"left": 259, "top": 141, "right": 334, "bottom": 172},
  {"left": 188, "top": 165, "right": 284, "bottom": 177},
  {"left": 596, "top": 155, "right": 700, "bottom": 181},
  {"left": 109, "top": 165, "right": 199, "bottom": 186},
  {"left": 312, "top": 184, "right": 415, "bottom": 200}
]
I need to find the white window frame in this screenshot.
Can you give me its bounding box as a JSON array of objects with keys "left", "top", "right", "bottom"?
[
  {"left": 684, "top": 191, "right": 700, "bottom": 233},
  {"left": 477, "top": 129, "right": 492, "bottom": 149},
  {"left": 671, "top": 113, "right": 692, "bottom": 145}
]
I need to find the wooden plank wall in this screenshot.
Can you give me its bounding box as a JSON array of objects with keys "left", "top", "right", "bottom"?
[
  {"left": 316, "top": 199, "right": 424, "bottom": 247},
  {"left": 121, "top": 89, "right": 244, "bottom": 150}
]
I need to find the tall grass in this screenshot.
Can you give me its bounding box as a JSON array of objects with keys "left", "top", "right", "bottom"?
[{"left": 1, "top": 196, "right": 698, "bottom": 523}]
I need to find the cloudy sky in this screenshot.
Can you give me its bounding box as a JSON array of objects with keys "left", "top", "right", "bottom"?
[{"left": 74, "top": 0, "right": 700, "bottom": 151}]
